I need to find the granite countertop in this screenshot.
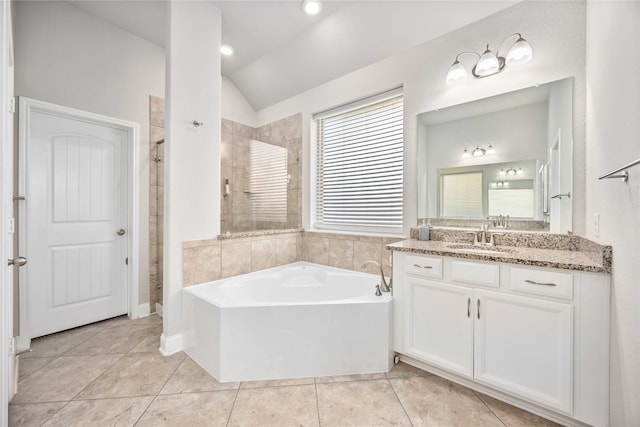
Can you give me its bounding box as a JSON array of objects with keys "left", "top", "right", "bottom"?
[{"left": 388, "top": 238, "right": 611, "bottom": 273}]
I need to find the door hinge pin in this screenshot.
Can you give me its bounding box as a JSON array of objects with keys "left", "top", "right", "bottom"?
[{"left": 125, "top": 257, "right": 129, "bottom": 266}]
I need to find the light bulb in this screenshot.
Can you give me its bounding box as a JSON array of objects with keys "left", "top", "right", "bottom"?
[
  {"left": 486, "top": 144, "right": 496, "bottom": 155},
  {"left": 506, "top": 37, "right": 533, "bottom": 65},
  {"left": 517, "top": 167, "right": 524, "bottom": 175},
  {"left": 302, "top": 0, "right": 322, "bottom": 15},
  {"left": 462, "top": 148, "right": 471, "bottom": 159},
  {"left": 220, "top": 45, "right": 234, "bottom": 56},
  {"left": 472, "top": 146, "right": 486, "bottom": 157},
  {"left": 446, "top": 60, "right": 467, "bottom": 83},
  {"left": 499, "top": 169, "right": 505, "bottom": 176},
  {"left": 475, "top": 46, "right": 500, "bottom": 76}
]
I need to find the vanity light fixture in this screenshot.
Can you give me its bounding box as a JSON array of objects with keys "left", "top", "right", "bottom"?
[
  {"left": 302, "top": 0, "right": 322, "bottom": 15},
  {"left": 493, "top": 181, "right": 509, "bottom": 188},
  {"left": 446, "top": 33, "right": 533, "bottom": 83},
  {"left": 462, "top": 143, "right": 495, "bottom": 158}
]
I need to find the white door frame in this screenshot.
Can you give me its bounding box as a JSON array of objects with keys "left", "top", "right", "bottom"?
[
  {"left": 16, "top": 98, "right": 140, "bottom": 350},
  {"left": 1, "top": 0, "right": 15, "bottom": 419}
]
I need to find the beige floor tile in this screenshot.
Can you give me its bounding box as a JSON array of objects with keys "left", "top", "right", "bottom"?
[
  {"left": 129, "top": 325, "right": 163, "bottom": 353},
  {"left": 68, "top": 325, "right": 157, "bottom": 355},
  {"left": 18, "top": 357, "right": 56, "bottom": 380},
  {"left": 240, "top": 377, "right": 314, "bottom": 389},
  {"left": 76, "top": 352, "right": 184, "bottom": 399},
  {"left": 315, "top": 372, "right": 386, "bottom": 384},
  {"left": 94, "top": 314, "right": 163, "bottom": 328},
  {"left": 8, "top": 402, "right": 65, "bottom": 426},
  {"left": 22, "top": 325, "right": 102, "bottom": 358},
  {"left": 386, "top": 361, "right": 433, "bottom": 379},
  {"left": 43, "top": 396, "right": 153, "bottom": 427},
  {"left": 390, "top": 376, "right": 504, "bottom": 426},
  {"left": 228, "top": 384, "right": 319, "bottom": 427},
  {"left": 476, "top": 392, "right": 562, "bottom": 426},
  {"left": 136, "top": 391, "right": 236, "bottom": 427},
  {"left": 160, "top": 357, "right": 239, "bottom": 394},
  {"left": 316, "top": 379, "right": 411, "bottom": 426},
  {"left": 11, "top": 355, "right": 122, "bottom": 404}
]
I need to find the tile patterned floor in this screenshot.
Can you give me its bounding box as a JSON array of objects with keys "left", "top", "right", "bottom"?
[{"left": 9, "top": 315, "right": 561, "bottom": 426}]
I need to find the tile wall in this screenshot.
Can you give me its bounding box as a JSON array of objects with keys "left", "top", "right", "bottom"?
[
  {"left": 221, "top": 114, "right": 302, "bottom": 233},
  {"left": 182, "top": 231, "right": 405, "bottom": 287},
  {"left": 149, "top": 96, "right": 164, "bottom": 313},
  {"left": 182, "top": 232, "right": 302, "bottom": 286}
]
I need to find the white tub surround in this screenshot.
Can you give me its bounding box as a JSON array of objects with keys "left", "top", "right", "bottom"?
[{"left": 182, "top": 262, "right": 393, "bottom": 382}]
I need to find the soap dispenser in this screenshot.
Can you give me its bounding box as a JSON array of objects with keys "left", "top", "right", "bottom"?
[{"left": 418, "top": 220, "right": 430, "bottom": 241}]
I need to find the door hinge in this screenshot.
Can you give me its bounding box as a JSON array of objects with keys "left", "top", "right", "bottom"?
[
  {"left": 9, "top": 97, "right": 15, "bottom": 114},
  {"left": 125, "top": 257, "right": 129, "bottom": 266},
  {"left": 8, "top": 217, "right": 14, "bottom": 234},
  {"left": 9, "top": 337, "right": 15, "bottom": 355}
]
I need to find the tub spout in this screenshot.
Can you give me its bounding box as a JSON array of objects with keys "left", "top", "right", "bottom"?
[{"left": 360, "top": 260, "right": 391, "bottom": 293}]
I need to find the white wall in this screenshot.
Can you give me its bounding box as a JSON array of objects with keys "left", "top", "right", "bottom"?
[
  {"left": 162, "top": 1, "right": 221, "bottom": 352},
  {"left": 221, "top": 76, "right": 256, "bottom": 127},
  {"left": 256, "top": 1, "right": 587, "bottom": 237},
  {"left": 13, "top": 0, "right": 165, "bottom": 308},
  {"left": 585, "top": 1, "right": 640, "bottom": 425}
]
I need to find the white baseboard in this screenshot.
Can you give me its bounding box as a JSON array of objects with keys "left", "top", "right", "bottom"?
[
  {"left": 156, "top": 303, "right": 163, "bottom": 317},
  {"left": 138, "top": 303, "right": 150, "bottom": 318},
  {"left": 160, "top": 333, "right": 182, "bottom": 356}
]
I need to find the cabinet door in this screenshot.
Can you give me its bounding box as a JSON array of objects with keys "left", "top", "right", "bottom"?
[
  {"left": 474, "top": 289, "right": 573, "bottom": 413},
  {"left": 405, "top": 277, "right": 473, "bottom": 377}
]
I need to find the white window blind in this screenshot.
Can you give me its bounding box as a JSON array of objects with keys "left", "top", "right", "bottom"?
[
  {"left": 441, "top": 172, "right": 483, "bottom": 218},
  {"left": 314, "top": 90, "right": 403, "bottom": 233},
  {"left": 249, "top": 140, "right": 288, "bottom": 222}
]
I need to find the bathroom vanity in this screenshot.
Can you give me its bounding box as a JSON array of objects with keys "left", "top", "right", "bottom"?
[{"left": 390, "top": 236, "right": 611, "bottom": 427}]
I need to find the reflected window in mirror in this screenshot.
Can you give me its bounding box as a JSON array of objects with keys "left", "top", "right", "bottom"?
[{"left": 441, "top": 171, "right": 483, "bottom": 218}]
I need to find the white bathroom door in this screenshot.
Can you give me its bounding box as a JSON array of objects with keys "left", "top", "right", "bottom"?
[{"left": 22, "top": 101, "right": 129, "bottom": 338}]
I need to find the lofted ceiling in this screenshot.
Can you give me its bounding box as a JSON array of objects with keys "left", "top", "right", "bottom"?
[{"left": 65, "top": 0, "right": 519, "bottom": 110}]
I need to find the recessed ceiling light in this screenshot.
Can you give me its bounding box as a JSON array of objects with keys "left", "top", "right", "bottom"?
[
  {"left": 302, "top": 0, "right": 322, "bottom": 15},
  {"left": 220, "top": 45, "right": 234, "bottom": 56}
]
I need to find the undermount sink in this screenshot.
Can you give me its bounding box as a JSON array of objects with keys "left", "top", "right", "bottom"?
[{"left": 445, "top": 243, "right": 514, "bottom": 255}]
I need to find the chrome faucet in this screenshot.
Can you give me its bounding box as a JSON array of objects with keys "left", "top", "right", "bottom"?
[
  {"left": 360, "top": 260, "right": 391, "bottom": 292},
  {"left": 468, "top": 224, "right": 493, "bottom": 246}
]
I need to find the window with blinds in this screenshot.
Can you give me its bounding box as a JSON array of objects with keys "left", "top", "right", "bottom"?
[
  {"left": 314, "top": 89, "right": 403, "bottom": 234},
  {"left": 249, "top": 140, "right": 288, "bottom": 223},
  {"left": 441, "top": 172, "right": 483, "bottom": 218}
]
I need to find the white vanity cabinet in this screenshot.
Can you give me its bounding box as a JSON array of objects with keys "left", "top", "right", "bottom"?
[{"left": 393, "top": 250, "right": 610, "bottom": 427}]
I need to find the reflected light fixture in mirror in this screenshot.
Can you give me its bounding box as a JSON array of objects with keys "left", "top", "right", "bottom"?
[
  {"left": 302, "top": 0, "right": 322, "bottom": 15},
  {"left": 446, "top": 33, "right": 532, "bottom": 83},
  {"left": 462, "top": 143, "right": 495, "bottom": 158}
]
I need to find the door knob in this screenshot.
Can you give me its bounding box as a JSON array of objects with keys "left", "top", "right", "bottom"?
[
  {"left": 8, "top": 257, "right": 27, "bottom": 267},
  {"left": 116, "top": 229, "right": 126, "bottom": 236}
]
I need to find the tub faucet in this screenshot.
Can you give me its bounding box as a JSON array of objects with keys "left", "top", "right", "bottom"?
[{"left": 360, "top": 260, "right": 391, "bottom": 293}]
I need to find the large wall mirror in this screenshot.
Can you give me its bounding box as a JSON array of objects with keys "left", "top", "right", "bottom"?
[{"left": 417, "top": 78, "right": 574, "bottom": 234}]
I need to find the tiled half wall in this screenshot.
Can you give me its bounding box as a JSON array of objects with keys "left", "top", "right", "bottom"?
[{"left": 182, "top": 232, "right": 405, "bottom": 286}]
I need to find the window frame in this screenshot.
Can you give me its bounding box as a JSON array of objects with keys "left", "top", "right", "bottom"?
[{"left": 311, "top": 88, "right": 404, "bottom": 236}]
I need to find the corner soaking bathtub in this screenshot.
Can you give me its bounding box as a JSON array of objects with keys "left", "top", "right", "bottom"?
[{"left": 182, "top": 261, "right": 393, "bottom": 382}]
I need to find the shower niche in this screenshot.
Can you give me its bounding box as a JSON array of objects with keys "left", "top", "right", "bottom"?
[{"left": 220, "top": 114, "right": 302, "bottom": 233}]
